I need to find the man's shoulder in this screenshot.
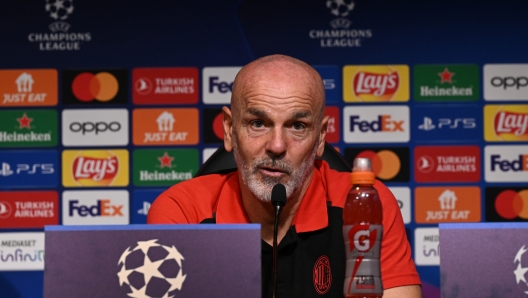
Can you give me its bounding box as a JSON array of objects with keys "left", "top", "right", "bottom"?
[
  {"left": 148, "top": 172, "right": 237, "bottom": 223},
  {"left": 162, "top": 173, "right": 234, "bottom": 200}
]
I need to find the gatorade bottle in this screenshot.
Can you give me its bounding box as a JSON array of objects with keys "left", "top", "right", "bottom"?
[{"left": 343, "top": 157, "right": 383, "bottom": 298}]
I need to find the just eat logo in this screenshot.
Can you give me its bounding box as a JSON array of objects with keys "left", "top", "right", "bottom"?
[{"left": 343, "top": 106, "right": 409, "bottom": 143}]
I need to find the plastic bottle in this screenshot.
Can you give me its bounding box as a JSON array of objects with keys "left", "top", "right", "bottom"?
[{"left": 342, "top": 157, "right": 383, "bottom": 298}]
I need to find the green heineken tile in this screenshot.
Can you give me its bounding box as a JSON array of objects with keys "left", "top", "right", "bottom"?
[
  {"left": 413, "top": 65, "right": 479, "bottom": 102},
  {"left": 133, "top": 148, "right": 199, "bottom": 186},
  {"left": 0, "top": 110, "right": 58, "bottom": 147}
]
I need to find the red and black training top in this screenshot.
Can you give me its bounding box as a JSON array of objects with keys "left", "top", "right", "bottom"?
[{"left": 148, "top": 160, "right": 421, "bottom": 297}]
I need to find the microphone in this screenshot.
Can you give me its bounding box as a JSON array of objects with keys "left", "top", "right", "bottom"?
[{"left": 271, "top": 184, "right": 286, "bottom": 298}]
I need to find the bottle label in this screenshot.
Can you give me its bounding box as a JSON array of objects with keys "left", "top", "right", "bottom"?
[{"left": 343, "top": 224, "right": 383, "bottom": 295}]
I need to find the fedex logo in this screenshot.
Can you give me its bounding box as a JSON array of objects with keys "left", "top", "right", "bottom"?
[
  {"left": 344, "top": 106, "right": 409, "bottom": 143},
  {"left": 485, "top": 145, "right": 528, "bottom": 182},
  {"left": 69, "top": 199, "right": 123, "bottom": 217},
  {"left": 202, "top": 67, "right": 241, "bottom": 104},
  {"left": 349, "top": 115, "right": 404, "bottom": 132},
  {"left": 490, "top": 155, "right": 528, "bottom": 172},
  {"left": 209, "top": 77, "right": 233, "bottom": 93},
  {"left": 62, "top": 190, "right": 129, "bottom": 225}
]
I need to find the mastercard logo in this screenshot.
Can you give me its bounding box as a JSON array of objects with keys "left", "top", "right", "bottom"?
[
  {"left": 355, "top": 150, "right": 401, "bottom": 180},
  {"left": 71, "top": 72, "right": 119, "bottom": 102},
  {"left": 494, "top": 189, "right": 528, "bottom": 219}
]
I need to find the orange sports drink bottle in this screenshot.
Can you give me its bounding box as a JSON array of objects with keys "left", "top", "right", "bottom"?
[{"left": 343, "top": 157, "right": 383, "bottom": 298}]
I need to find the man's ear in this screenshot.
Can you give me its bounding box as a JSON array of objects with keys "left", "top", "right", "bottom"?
[
  {"left": 316, "top": 115, "right": 329, "bottom": 157},
  {"left": 222, "top": 106, "right": 234, "bottom": 152}
]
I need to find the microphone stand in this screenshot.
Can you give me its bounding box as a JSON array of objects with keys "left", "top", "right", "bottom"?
[
  {"left": 270, "top": 183, "right": 286, "bottom": 298},
  {"left": 272, "top": 203, "right": 283, "bottom": 298}
]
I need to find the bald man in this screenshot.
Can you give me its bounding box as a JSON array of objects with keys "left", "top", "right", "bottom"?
[{"left": 148, "top": 54, "right": 422, "bottom": 298}]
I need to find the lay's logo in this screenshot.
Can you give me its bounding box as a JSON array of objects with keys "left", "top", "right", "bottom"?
[
  {"left": 62, "top": 150, "right": 129, "bottom": 187},
  {"left": 343, "top": 65, "right": 409, "bottom": 102},
  {"left": 494, "top": 111, "right": 528, "bottom": 137},
  {"left": 485, "top": 105, "right": 528, "bottom": 141}
]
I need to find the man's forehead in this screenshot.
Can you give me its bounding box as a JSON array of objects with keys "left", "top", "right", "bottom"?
[{"left": 244, "top": 106, "right": 313, "bottom": 119}]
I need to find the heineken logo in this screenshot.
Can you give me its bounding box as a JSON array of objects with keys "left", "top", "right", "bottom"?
[
  {"left": 0, "top": 110, "right": 57, "bottom": 147},
  {"left": 438, "top": 68, "right": 454, "bottom": 84},
  {"left": 414, "top": 65, "right": 479, "bottom": 102},
  {"left": 133, "top": 149, "right": 199, "bottom": 186}
]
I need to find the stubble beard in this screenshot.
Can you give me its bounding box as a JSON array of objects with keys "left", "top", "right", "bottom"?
[{"left": 232, "top": 134, "right": 318, "bottom": 202}]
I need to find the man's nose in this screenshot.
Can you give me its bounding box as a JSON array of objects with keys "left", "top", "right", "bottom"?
[{"left": 265, "top": 127, "right": 287, "bottom": 157}]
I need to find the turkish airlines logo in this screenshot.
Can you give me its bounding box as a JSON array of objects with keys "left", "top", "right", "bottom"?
[
  {"left": 63, "top": 150, "right": 129, "bottom": 187},
  {"left": 485, "top": 145, "right": 528, "bottom": 182},
  {"left": 0, "top": 201, "right": 12, "bottom": 219},
  {"left": 325, "top": 106, "right": 340, "bottom": 143},
  {"left": 132, "top": 68, "right": 199, "bottom": 105},
  {"left": 343, "top": 65, "right": 409, "bottom": 102},
  {"left": 343, "top": 106, "right": 409, "bottom": 143},
  {"left": 415, "top": 187, "right": 481, "bottom": 223},
  {"left": 62, "top": 109, "right": 128, "bottom": 146},
  {"left": 0, "top": 191, "right": 58, "bottom": 229},
  {"left": 414, "top": 146, "right": 480, "bottom": 183},
  {"left": 416, "top": 155, "right": 435, "bottom": 173}
]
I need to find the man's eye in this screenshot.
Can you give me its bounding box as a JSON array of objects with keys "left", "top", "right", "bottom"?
[
  {"left": 292, "top": 122, "right": 306, "bottom": 130},
  {"left": 250, "top": 120, "right": 264, "bottom": 128}
]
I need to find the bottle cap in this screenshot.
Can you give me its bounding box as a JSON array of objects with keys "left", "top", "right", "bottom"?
[{"left": 350, "top": 157, "right": 375, "bottom": 185}]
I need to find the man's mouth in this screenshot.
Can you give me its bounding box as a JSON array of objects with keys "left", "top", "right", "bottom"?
[{"left": 258, "top": 167, "right": 287, "bottom": 177}]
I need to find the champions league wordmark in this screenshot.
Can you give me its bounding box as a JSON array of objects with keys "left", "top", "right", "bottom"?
[
  {"left": 27, "top": 0, "right": 92, "bottom": 51},
  {"left": 308, "top": 1, "right": 373, "bottom": 48}
]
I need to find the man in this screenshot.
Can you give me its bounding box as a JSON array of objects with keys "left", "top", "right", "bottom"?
[{"left": 148, "top": 54, "right": 422, "bottom": 297}]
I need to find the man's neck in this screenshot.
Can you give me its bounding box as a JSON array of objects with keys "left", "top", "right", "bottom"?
[{"left": 240, "top": 173, "right": 314, "bottom": 246}]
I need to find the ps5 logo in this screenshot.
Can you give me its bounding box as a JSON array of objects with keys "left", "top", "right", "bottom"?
[
  {"left": 137, "top": 201, "right": 151, "bottom": 215},
  {"left": 323, "top": 79, "right": 335, "bottom": 90},
  {"left": 0, "top": 162, "right": 54, "bottom": 176},
  {"left": 418, "top": 117, "right": 476, "bottom": 131}
]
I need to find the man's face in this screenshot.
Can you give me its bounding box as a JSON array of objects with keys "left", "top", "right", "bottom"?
[{"left": 226, "top": 65, "right": 326, "bottom": 202}]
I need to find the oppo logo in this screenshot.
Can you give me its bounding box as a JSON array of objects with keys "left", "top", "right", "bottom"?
[
  {"left": 491, "top": 76, "right": 528, "bottom": 90},
  {"left": 69, "top": 121, "right": 122, "bottom": 135}
]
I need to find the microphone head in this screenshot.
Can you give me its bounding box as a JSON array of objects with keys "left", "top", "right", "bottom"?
[{"left": 271, "top": 183, "right": 287, "bottom": 207}]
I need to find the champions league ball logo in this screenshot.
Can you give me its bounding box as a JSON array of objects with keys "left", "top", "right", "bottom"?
[
  {"left": 326, "top": 0, "right": 355, "bottom": 17},
  {"left": 117, "top": 239, "right": 187, "bottom": 298},
  {"left": 45, "top": 0, "right": 74, "bottom": 20},
  {"left": 514, "top": 245, "right": 528, "bottom": 295}
]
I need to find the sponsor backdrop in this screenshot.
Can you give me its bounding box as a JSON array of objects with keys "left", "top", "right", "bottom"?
[{"left": 1, "top": 0, "right": 527, "bottom": 297}]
